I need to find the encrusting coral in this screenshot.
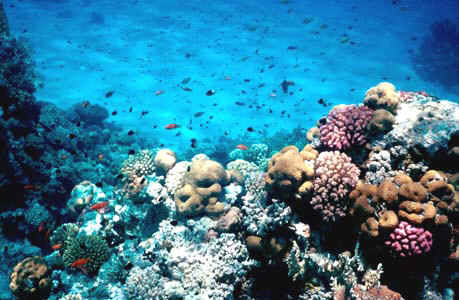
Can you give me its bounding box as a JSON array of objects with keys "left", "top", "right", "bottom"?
[{"left": 9, "top": 256, "right": 52, "bottom": 299}]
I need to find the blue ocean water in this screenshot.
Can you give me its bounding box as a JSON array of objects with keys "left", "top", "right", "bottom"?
[
  {"left": 1, "top": 0, "right": 459, "bottom": 299},
  {"left": 3, "top": 0, "right": 459, "bottom": 152}
]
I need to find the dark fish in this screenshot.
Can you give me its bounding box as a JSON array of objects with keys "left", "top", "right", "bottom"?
[
  {"left": 95, "top": 182, "right": 103, "bottom": 188},
  {"left": 190, "top": 138, "right": 197, "bottom": 148},
  {"left": 287, "top": 46, "right": 297, "bottom": 50},
  {"left": 206, "top": 90, "right": 216, "bottom": 96},
  {"left": 128, "top": 149, "right": 136, "bottom": 155},
  {"left": 181, "top": 77, "right": 191, "bottom": 84},
  {"left": 247, "top": 127, "right": 254, "bottom": 132},
  {"left": 280, "top": 80, "right": 294, "bottom": 93},
  {"left": 76, "top": 121, "right": 81, "bottom": 127},
  {"left": 112, "top": 111, "right": 117, "bottom": 116},
  {"left": 82, "top": 101, "right": 90, "bottom": 108},
  {"left": 170, "top": 220, "right": 178, "bottom": 226},
  {"left": 318, "top": 98, "right": 328, "bottom": 107},
  {"left": 235, "top": 101, "right": 245, "bottom": 106},
  {"left": 128, "top": 130, "right": 135, "bottom": 136},
  {"left": 129, "top": 107, "right": 133, "bottom": 112},
  {"left": 182, "top": 87, "right": 192, "bottom": 92},
  {"left": 141, "top": 111, "right": 149, "bottom": 117},
  {"left": 105, "top": 91, "right": 115, "bottom": 98},
  {"left": 194, "top": 112, "right": 205, "bottom": 117},
  {"left": 68, "top": 133, "right": 76, "bottom": 139}
]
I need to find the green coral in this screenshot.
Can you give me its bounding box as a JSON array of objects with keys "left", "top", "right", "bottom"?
[
  {"left": 62, "top": 234, "right": 110, "bottom": 275},
  {"left": 50, "top": 223, "right": 79, "bottom": 250}
]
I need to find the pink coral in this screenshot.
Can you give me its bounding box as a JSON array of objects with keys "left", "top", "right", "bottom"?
[
  {"left": 310, "top": 151, "right": 360, "bottom": 222},
  {"left": 319, "top": 105, "right": 374, "bottom": 150},
  {"left": 384, "top": 221, "right": 432, "bottom": 257}
]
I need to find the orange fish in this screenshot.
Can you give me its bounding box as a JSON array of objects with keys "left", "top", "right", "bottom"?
[
  {"left": 155, "top": 90, "right": 164, "bottom": 96},
  {"left": 70, "top": 258, "right": 89, "bottom": 268},
  {"left": 236, "top": 144, "right": 249, "bottom": 150},
  {"left": 165, "top": 124, "right": 180, "bottom": 129},
  {"left": 97, "top": 154, "right": 104, "bottom": 161},
  {"left": 82, "top": 101, "right": 90, "bottom": 108},
  {"left": 24, "top": 184, "right": 36, "bottom": 190},
  {"left": 51, "top": 243, "right": 62, "bottom": 250},
  {"left": 38, "top": 222, "right": 45, "bottom": 233}
]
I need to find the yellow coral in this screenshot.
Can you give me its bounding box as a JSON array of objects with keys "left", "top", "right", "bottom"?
[
  {"left": 10, "top": 256, "right": 51, "bottom": 300},
  {"left": 364, "top": 82, "right": 400, "bottom": 113}
]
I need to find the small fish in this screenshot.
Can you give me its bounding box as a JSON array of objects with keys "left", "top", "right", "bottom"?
[
  {"left": 287, "top": 46, "right": 297, "bottom": 50},
  {"left": 51, "top": 244, "right": 62, "bottom": 250},
  {"left": 165, "top": 124, "right": 180, "bottom": 129},
  {"left": 318, "top": 98, "right": 328, "bottom": 107},
  {"left": 38, "top": 222, "right": 45, "bottom": 233},
  {"left": 270, "top": 92, "right": 277, "bottom": 97},
  {"left": 89, "top": 201, "right": 109, "bottom": 212},
  {"left": 235, "top": 101, "right": 245, "bottom": 106},
  {"left": 95, "top": 182, "right": 103, "bottom": 188},
  {"left": 24, "top": 184, "right": 38, "bottom": 191},
  {"left": 247, "top": 127, "right": 254, "bottom": 132},
  {"left": 182, "top": 87, "right": 192, "bottom": 92},
  {"left": 61, "top": 154, "right": 68, "bottom": 160},
  {"left": 194, "top": 112, "right": 205, "bottom": 117},
  {"left": 225, "top": 76, "right": 231, "bottom": 80},
  {"left": 70, "top": 258, "right": 89, "bottom": 268},
  {"left": 236, "top": 144, "right": 249, "bottom": 150},
  {"left": 105, "top": 91, "right": 115, "bottom": 98},
  {"left": 155, "top": 90, "right": 164, "bottom": 96},
  {"left": 190, "top": 138, "right": 197, "bottom": 148},
  {"left": 127, "top": 130, "right": 135, "bottom": 136},
  {"left": 280, "top": 80, "right": 294, "bottom": 93},
  {"left": 206, "top": 90, "right": 216, "bottom": 96},
  {"left": 112, "top": 111, "right": 117, "bottom": 116},
  {"left": 82, "top": 101, "right": 90, "bottom": 108},
  {"left": 181, "top": 77, "right": 191, "bottom": 84},
  {"left": 68, "top": 133, "right": 76, "bottom": 139},
  {"left": 129, "top": 106, "right": 133, "bottom": 112},
  {"left": 97, "top": 154, "right": 104, "bottom": 161},
  {"left": 128, "top": 149, "right": 136, "bottom": 155}
]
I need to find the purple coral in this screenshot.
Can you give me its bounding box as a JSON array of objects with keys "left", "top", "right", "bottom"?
[
  {"left": 384, "top": 221, "right": 433, "bottom": 257},
  {"left": 310, "top": 151, "right": 360, "bottom": 222},
  {"left": 319, "top": 105, "right": 374, "bottom": 150}
]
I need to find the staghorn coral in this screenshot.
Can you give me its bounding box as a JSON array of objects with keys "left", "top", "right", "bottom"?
[
  {"left": 175, "top": 156, "right": 231, "bottom": 216},
  {"left": 311, "top": 151, "right": 360, "bottom": 222},
  {"left": 120, "top": 149, "right": 156, "bottom": 178},
  {"left": 319, "top": 104, "right": 374, "bottom": 150},
  {"left": 364, "top": 82, "right": 400, "bottom": 113},
  {"left": 62, "top": 234, "right": 110, "bottom": 275},
  {"left": 9, "top": 256, "right": 51, "bottom": 300}
]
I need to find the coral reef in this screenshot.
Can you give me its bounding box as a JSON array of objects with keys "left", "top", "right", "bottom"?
[
  {"left": 154, "top": 148, "right": 177, "bottom": 174},
  {"left": 120, "top": 149, "right": 156, "bottom": 178},
  {"left": 384, "top": 221, "right": 433, "bottom": 257}
]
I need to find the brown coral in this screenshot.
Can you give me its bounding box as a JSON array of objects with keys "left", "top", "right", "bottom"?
[
  {"left": 398, "top": 201, "right": 436, "bottom": 225},
  {"left": 367, "top": 109, "right": 395, "bottom": 134},
  {"left": 9, "top": 256, "right": 51, "bottom": 300},
  {"left": 364, "top": 82, "right": 400, "bottom": 113},
  {"left": 306, "top": 127, "right": 320, "bottom": 142},
  {"left": 378, "top": 210, "right": 399, "bottom": 231},
  {"left": 350, "top": 183, "right": 378, "bottom": 219},
  {"left": 175, "top": 157, "right": 231, "bottom": 216},
  {"left": 399, "top": 182, "right": 428, "bottom": 203},
  {"left": 265, "top": 146, "right": 314, "bottom": 201},
  {"left": 378, "top": 180, "right": 399, "bottom": 206},
  {"left": 362, "top": 217, "right": 379, "bottom": 237}
]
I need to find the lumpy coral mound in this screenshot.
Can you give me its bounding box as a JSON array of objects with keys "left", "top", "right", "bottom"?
[
  {"left": 9, "top": 256, "right": 51, "bottom": 300},
  {"left": 175, "top": 156, "right": 232, "bottom": 216}
]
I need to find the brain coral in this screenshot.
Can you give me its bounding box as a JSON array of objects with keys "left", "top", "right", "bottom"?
[
  {"left": 319, "top": 105, "right": 374, "bottom": 150},
  {"left": 120, "top": 149, "right": 156, "bottom": 178},
  {"left": 9, "top": 256, "right": 51, "bottom": 300},
  {"left": 175, "top": 156, "right": 231, "bottom": 216},
  {"left": 364, "top": 82, "right": 400, "bottom": 113},
  {"left": 311, "top": 151, "right": 360, "bottom": 222}
]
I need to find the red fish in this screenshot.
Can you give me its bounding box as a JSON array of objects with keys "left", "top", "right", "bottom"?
[
  {"left": 51, "top": 243, "right": 62, "bottom": 250},
  {"left": 165, "top": 124, "right": 180, "bottom": 129},
  {"left": 89, "top": 201, "right": 109, "bottom": 213},
  {"left": 24, "top": 184, "right": 37, "bottom": 191},
  {"left": 236, "top": 144, "right": 249, "bottom": 150},
  {"left": 70, "top": 258, "right": 89, "bottom": 268},
  {"left": 38, "top": 222, "right": 46, "bottom": 233}
]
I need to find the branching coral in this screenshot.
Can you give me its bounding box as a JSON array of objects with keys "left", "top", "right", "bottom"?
[
  {"left": 319, "top": 104, "right": 374, "bottom": 150},
  {"left": 311, "top": 151, "right": 360, "bottom": 222},
  {"left": 120, "top": 149, "right": 156, "bottom": 178}
]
